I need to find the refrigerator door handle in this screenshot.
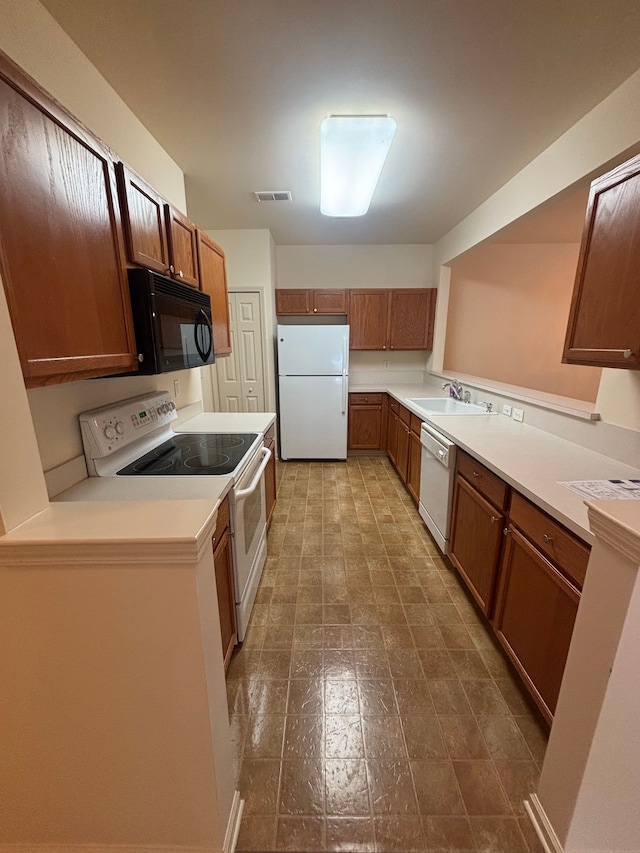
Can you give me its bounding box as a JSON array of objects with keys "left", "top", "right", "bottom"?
[{"left": 341, "top": 333, "right": 348, "bottom": 414}]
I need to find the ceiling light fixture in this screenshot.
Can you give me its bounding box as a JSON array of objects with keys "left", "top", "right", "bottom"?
[{"left": 320, "top": 115, "right": 397, "bottom": 217}]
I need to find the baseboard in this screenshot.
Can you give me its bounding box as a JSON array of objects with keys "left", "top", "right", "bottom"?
[
  {"left": 525, "top": 793, "right": 564, "bottom": 853},
  {"left": 223, "top": 790, "right": 244, "bottom": 853}
]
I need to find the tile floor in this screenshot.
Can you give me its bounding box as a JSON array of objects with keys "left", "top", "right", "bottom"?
[{"left": 229, "top": 457, "right": 548, "bottom": 853}]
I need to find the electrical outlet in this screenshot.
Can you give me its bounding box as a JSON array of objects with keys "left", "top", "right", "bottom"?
[
  {"left": 173, "top": 379, "right": 180, "bottom": 397},
  {"left": 502, "top": 404, "right": 512, "bottom": 417},
  {"left": 383, "top": 361, "right": 389, "bottom": 369},
  {"left": 513, "top": 407, "right": 524, "bottom": 422}
]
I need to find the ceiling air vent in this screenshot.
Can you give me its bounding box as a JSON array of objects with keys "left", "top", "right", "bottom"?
[{"left": 254, "top": 191, "right": 292, "bottom": 202}]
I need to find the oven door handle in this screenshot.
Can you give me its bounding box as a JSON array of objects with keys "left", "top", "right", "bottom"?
[{"left": 234, "top": 446, "right": 272, "bottom": 501}]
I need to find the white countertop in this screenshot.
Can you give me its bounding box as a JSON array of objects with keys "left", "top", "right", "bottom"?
[
  {"left": 0, "top": 498, "right": 220, "bottom": 566},
  {"left": 53, "top": 475, "right": 233, "bottom": 505},
  {"left": 177, "top": 412, "right": 276, "bottom": 434},
  {"left": 350, "top": 380, "right": 640, "bottom": 544}
]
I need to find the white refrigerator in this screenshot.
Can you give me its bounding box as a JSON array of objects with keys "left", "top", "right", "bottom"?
[{"left": 277, "top": 324, "right": 349, "bottom": 460}]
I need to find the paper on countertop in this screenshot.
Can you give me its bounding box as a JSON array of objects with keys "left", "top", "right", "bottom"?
[{"left": 560, "top": 479, "right": 640, "bottom": 500}]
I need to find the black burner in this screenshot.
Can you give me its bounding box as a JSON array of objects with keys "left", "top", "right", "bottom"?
[{"left": 117, "top": 433, "right": 259, "bottom": 476}]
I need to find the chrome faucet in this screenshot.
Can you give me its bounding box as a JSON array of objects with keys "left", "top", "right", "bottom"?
[{"left": 442, "top": 379, "right": 464, "bottom": 400}]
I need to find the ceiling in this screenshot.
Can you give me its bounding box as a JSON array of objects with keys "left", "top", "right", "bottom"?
[{"left": 40, "top": 0, "right": 640, "bottom": 246}]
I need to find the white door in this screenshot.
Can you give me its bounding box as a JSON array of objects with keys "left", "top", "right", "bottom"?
[
  {"left": 277, "top": 324, "right": 349, "bottom": 376},
  {"left": 278, "top": 375, "right": 347, "bottom": 459},
  {"left": 217, "top": 292, "right": 266, "bottom": 412}
]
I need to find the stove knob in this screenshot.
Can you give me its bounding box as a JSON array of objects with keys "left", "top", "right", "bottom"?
[
  {"left": 104, "top": 425, "right": 116, "bottom": 440},
  {"left": 115, "top": 421, "right": 125, "bottom": 435},
  {"left": 168, "top": 401, "right": 175, "bottom": 411}
]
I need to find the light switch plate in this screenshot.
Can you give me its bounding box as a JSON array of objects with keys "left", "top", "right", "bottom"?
[
  {"left": 502, "top": 404, "right": 512, "bottom": 416},
  {"left": 513, "top": 407, "right": 524, "bottom": 422}
]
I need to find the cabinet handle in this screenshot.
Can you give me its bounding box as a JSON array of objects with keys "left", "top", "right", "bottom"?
[
  {"left": 503, "top": 527, "right": 509, "bottom": 535},
  {"left": 543, "top": 534, "right": 553, "bottom": 543},
  {"left": 390, "top": 345, "right": 394, "bottom": 350},
  {"left": 472, "top": 471, "right": 480, "bottom": 478},
  {"left": 490, "top": 516, "right": 499, "bottom": 523},
  {"left": 177, "top": 270, "right": 184, "bottom": 278},
  {"left": 313, "top": 308, "right": 318, "bottom": 312},
  {"left": 623, "top": 349, "right": 634, "bottom": 359},
  {"left": 212, "top": 536, "right": 217, "bottom": 545},
  {"left": 382, "top": 345, "right": 386, "bottom": 350}
]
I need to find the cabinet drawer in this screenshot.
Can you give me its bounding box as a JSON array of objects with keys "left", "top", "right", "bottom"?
[
  {"left": 509, "top": 492, "right": 590, "bottom": 589},
  {"left": 456, "top": 449, "right": 508, "bottom": 510},
  {"left": 349, "top": 392, "right": 383, "bottom": 406},
  {"left": 213, "top": 496, "right": 230, "bottom": 545},
  {"left": 410, "top": 413, "right": 423, "bottom": 435},
  {"left": 399, "top": 405, "right": 411, "bottom": 426},
  {"left": 389, "top": 397, "right": 399, "bottom": 414}
]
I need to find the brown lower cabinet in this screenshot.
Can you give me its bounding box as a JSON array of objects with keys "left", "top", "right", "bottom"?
[
  {"left": 347, "top": 393, "right": 386, "bottom": 450},
  {"left": 212, "top": 496, "right": 237, "bottom": 672},
  {"left": 449, "top": 475, "right": 505, "bottom": 616},
  {"left": 493, "top": 525, "right": 580, "bottom": 724},
  {"left": 449, "top": 449, "right": 590, "bottom": 724},
  {"left": 264, "top": 424, "right": 277, "bottom": 528},
  {"left": 406, "top": 415, "right": 422, "bottom": 505},
  {"left": 449, "top": 451, "right": 508, "bottom": 616}
]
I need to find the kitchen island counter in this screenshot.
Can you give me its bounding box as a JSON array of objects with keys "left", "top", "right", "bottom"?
[{"left": 349, "top": 380, "right": 640, "bottom": 544}]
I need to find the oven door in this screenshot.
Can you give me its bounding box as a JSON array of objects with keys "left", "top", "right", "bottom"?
[{"left": 231, "top": 444, "right": 272, "bottom": 640}]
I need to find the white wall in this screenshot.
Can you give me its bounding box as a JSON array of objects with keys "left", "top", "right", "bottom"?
[
  {"left": 276, "top": 244, "right": 434, "bottom": 289},
  {"left": 0, "top": 0, "right": 203, "bottom": 502}
]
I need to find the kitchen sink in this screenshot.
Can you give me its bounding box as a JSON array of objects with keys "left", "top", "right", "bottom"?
[{"left": 409, "top": 397, "right": 490, "bottom": 415}]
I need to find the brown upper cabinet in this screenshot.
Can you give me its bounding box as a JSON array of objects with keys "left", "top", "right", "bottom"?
[
  {"left": 275, "top": 288, "right": 348, "bottom": 315},
  {"left": 349, "top": 288, "right": 437, "bottom": 351},
  {"left": 115, "top": 162, "right": 169, "bottom": 274},
  {"left": 164, "top": 204, "right": 199, "bottom": 287},
  {"left": 116, "top": 161, "right": 199, "bottom": 288},
  {"left": 563, "top": 152, "right": 640, "bottom": 369},
  {"left": 196, "top": 231, "right": 232, "bottom": 356},
  {"left": 0, "top": 52, "right": 138, "bottom": 386}
]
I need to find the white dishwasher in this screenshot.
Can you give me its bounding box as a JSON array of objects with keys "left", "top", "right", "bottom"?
[{"left": 418, "top": 422, "right": 457, "bottom": 554}]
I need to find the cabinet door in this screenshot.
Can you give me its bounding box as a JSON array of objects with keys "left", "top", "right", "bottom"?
[
  {"left": 275, "top": 289, "right": 311, "bottom": 315},
  {"left": 0, "top": 57, "right": 137, "bottom": 386},
  {"left": 563, "top": 154, "right": 640, "bottom": 368},
  {"left": 406, "top": 427, "right": 422, "bottom": 504},
  {"left": 395, "top": 416, "right": 410, "bottom": 483},
  {"left": 115, "top": 162, "right": 169, "bottom": 274},
  {"left": 449, "top": 475, "right": 504, "bottom": 616},
  {"left": 264, "top": 432, "right": 277, "bottom": 528},
  {"left": 348, "top": 403, "right": 384, "bottom": 450},
  {"left": 164, "top": 204, "right": 199, "bottom": 287},
  {"left": 388, "top": 289, "right": 437, "bottom": 350},
  {"left": 196, "top": 231, "right": 231, "bottom": 356},
  {"left": 493, "top": 526, "right": 580, "bottom": 723},
  {"left": 312, "top": 289, "right": 347, "bottom": 314},
  {"left": 348, "top": 290, "right": 389, "bottom": 350},
  {"left": 213, "top": 526, "right": 237, "bottom": 672},
  {"left": 387, "top": 407, "right": 399, "bottom": 466}
]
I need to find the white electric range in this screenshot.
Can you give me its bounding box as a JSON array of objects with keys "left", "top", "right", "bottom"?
[{"left": 59, "top": 392, "right": 272, "bottom": 641}]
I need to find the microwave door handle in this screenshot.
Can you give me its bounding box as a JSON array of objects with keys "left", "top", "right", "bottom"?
[
  {"left": 194, "top": 309, "right": 213, "bottom": 363},
  {"left": 234, "top": 446, "right": 272, "bottom": 501}
]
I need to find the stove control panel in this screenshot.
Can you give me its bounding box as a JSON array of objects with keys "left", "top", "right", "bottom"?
[{"left": 79, "top": 393, "right": 178, "bottom": 460}]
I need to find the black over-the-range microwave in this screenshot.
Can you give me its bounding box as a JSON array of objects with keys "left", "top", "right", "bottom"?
[{"left": 127, "top": 268, "right": 215, "bottom": 374}]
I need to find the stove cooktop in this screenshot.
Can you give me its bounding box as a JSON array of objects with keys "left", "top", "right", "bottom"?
[{"left": 116, "top": 432, "right": 260, "bottom": 476}]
